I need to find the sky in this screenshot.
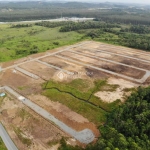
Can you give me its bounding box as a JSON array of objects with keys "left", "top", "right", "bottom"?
[
  {"left": 0, "top": 0, "right": 150, "bottom": 4},
  {"left": 67, "top": 0, "right": 150, "bottom": 4}
]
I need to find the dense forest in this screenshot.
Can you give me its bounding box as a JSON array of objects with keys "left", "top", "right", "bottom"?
[
  {"left": 35, "top": 21, "right": 73, "bottom": 28},
  {"left": 58, "top": 87, "right": 150, "bottom": 150},
  {"left": 59, "top": 22, "right": 120, "bottom": 32},
  {"left": 88, "top": 86, "right": 150, "bottom": 150},
  {"left": 0, "top": 1, "right": 150, "bottom": 25},
  {"left": 35, "top": 21, "right": 150, "bottom": 51},
  {"left": 11, "top": 24, "right": 32, "bottom": 28}
]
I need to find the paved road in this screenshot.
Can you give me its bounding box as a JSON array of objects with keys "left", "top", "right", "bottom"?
[
  {"left": 15, "top": 67, "right": 40, "bottom": 80},
  {"left": 0, "top": 123, "right": 18, "bottom": 150},
  {"left": 56, "top": 55, "right": 150, "bottom": 83},
  {"left": 4, "top": 86, "right": 95, "bottom": 144}
]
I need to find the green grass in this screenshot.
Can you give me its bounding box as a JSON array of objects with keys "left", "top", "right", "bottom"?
[
  {"left": 43, "top": 79, "right": 121, "bottom": 125},
  {"left": 18, "top": 86, "right": 29, "bottom": 91},
  {"left": 47, "top": 140, "right": 59, "bottom": 147},
  {"left": 66, "top": 79, "right": 94, "bottom": 92},
  {"left": 0, "top": 137, "right": 7, "bottom": 150},
  {"left": 43, "top": 88, "right": 107, "bottom": 125},
  {"left": 0, "top": 24, "right": 84, "bottom": 62}
]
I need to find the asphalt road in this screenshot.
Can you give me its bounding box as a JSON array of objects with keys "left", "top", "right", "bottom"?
[{"left": 0, "top": 123, "right": 18, "bottom": 150}]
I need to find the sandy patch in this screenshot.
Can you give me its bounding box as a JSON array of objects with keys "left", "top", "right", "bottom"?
[
  {"left": 49, "top": 144, "right": 60, "bottom": 150},
  {"left": 95, "top": 77, "right": 139, "bottom": 103},
  {"left": 108, "top": 77, "right": 138, "bottom": 89},
  {"left": 95, "top": 88, "right": 124, "bottom": 103}
]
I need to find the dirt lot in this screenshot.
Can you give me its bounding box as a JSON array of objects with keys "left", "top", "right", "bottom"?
[
  {"left": 58, "top": 51, "right": 146, "bottom": 79},
  {"left": 0, "top": 69, "right": 43, "bottom": 88},
  {"left": 93, "top": 44, "right": 150, "bottom": 62},
  {"left": 95, "top": 77, "right": 139, "bottom": 103},
  {"left": 20, "top": 61, "right": 58, "bottom": 81},
  {"left": 0, "top": 96, "right": 68, "bottom": 150},
  {"left": 40, "top": 56, "right": 85, "bottom": 74},
  {"left": 75, "top": 49, "right": 150, "bottom": 70},
  {"left": 28, "top": 94, "right": 99, "bottom": 138}
]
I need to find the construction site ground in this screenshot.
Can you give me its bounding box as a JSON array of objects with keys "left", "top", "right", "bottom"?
[{"left": 1, "top": 40, "right": 150, "bottom": 149}]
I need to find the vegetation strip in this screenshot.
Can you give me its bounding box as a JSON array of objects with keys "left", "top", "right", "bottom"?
[{"left": 44, "top": 87, "right": 109, "bottom": 112}]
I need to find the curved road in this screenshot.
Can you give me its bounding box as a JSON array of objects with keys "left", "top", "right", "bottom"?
[{"left": 3, "top": 86, "right": 95, "bottom": 144}]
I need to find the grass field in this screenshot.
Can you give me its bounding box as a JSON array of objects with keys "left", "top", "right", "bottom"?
[
  {"left": 43, "top": 79, "right": 121, "bottom": 125},
  {"left": 0, "top": 24, "right": 84, "bottom": 62},
  {"left": 0, "top": 137, "right": 7, "bottom": 150}
]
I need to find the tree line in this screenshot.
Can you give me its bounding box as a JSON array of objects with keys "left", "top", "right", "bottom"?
[
  {"left": 59, "top": 22, "right": 120, "bottom": 32},
  {"left": 35, "top": 21, "right": 72, "bottom": 28},
  {"left": 11, "top": 24, "right": 32, "bottom": 28},
  {"left": 121, "top": 25, "right": 150, "bottom": 34}
]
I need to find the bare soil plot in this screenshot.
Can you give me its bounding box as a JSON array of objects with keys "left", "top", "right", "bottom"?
[
  {"left": 81, "top": 42, "right": 100, "bottom": 49},
  {"left": 28, "top": 94, "right": 100, "bottom": 138},
  {"left": 58, "top": 51, "right": 146, "bottom": 79},
  {"left": 94, "top": 41, "right": 150, "bottom": 56},
  {"left": 40, "top": 56, "right": 84, "bottom": 74},
  {"left": 97, "top": 45, "right": 150, "bottom": 61},
  {"left": 20, "top": 61, "right": 57, "bottom": 81},
  {"left": 95, "top": 77, "right": 139, "bottom": 103},
  {"left": 144, "top": 76, "right": 150, "bottom": 84},
  {"left": 0, "top": 96, "right": 68, "bottom": 150},
  {"left": 74, "top": 49, "right": 150, "bottom": 70},
  {"left": 85, "top": 68, "right": 109, "bottom": 79},
  {"left": 0, "top": 69, "right": 43, "bottom": 88},
  {"left": 79, "top": 41, "right": 150, "bottom": 62},
  {"left": 40, "top": 56, "right": 103, "bottom": 81}
]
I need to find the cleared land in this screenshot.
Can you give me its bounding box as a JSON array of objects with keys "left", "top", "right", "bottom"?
[{"left": 1, "top": 40, "right": 150, "bottom": 149}]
